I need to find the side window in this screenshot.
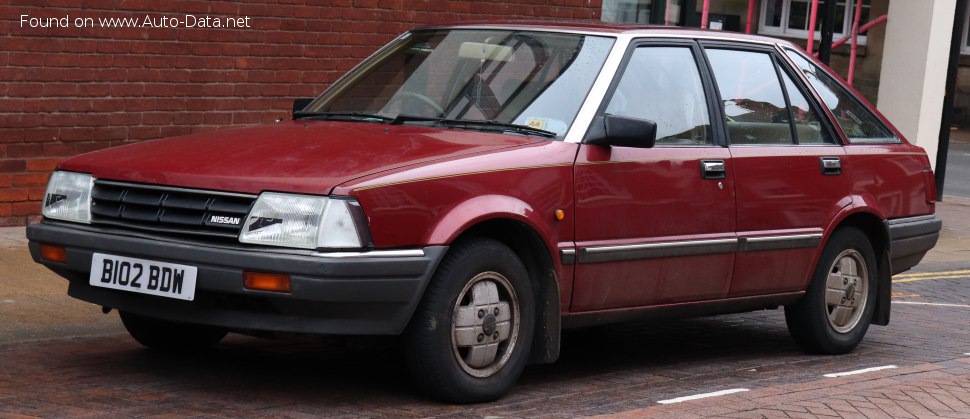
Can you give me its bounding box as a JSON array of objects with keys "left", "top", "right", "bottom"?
[
  {"left": 779, "top": 69, "right": 834, "bottom": 144},
  {"left": 605, "top": 46, "right": 712, "bottom": 145},
  {"left": 706, "top": 49, "right": 793, "bottom": 145},
  {"left": 785, "top": 49, "right": 895, "bottom": 142}
]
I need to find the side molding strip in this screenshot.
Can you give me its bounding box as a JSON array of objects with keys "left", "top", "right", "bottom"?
[
  {"left": 739, "top": 234, "right": 823, "bottom": 252},
  {"left": 576, "top": 233, "right": 823, "bottom": 264},
  {"left": 560, "top": 248, "right": 576, "bottom": 265},
  {"left": 579, "top": 238, "right": 739, "bottom": 263}
]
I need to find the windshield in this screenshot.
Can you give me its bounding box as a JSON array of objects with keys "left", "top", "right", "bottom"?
[{"left": 306, "top": 29, "right": 615, "bottom": 138}]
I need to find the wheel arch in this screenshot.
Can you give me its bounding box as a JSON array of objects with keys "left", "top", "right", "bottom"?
[
  {"left": 450, "top": 217, "right": 562, "bottom": 365},
  {"left": 826, "top": 207, "right": 892, "bottom": 326}
]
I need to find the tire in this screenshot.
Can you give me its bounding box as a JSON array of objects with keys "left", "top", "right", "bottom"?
[
  {"left": 785, "top": 227, "right": 877, "bottom": 354},
  {"left": 405, "top": 238, "right": 535, "bottom": 403},
  {"left": 120, "top": 311, "right": 227, "bottom": 352}
]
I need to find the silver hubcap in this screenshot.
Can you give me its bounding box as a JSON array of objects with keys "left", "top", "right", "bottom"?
[
  {"left": 451, "top": 272, "right": 519, "bottom": 378},
  {"left": 824, "top": 249, "right": 869, "bottom": 333}
]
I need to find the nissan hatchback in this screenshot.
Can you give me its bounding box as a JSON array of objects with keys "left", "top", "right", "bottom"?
[{"left": 29, "top": 22, "right": 941, "bottom": 402}]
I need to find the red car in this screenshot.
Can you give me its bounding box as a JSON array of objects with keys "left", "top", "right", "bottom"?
[{"left": 29, "top": 22, "right": 941, "bottom": 402}]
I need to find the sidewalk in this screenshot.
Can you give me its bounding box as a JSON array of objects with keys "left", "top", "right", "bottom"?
[
  {"left": 914, "top": 196, "right": 970, "bottom": 269},
  {"left": 0, "top": 225, "right": 121, "bottom": 344},
  {"left": 0, "top": 226, "right": 27, "bottom": 248}
]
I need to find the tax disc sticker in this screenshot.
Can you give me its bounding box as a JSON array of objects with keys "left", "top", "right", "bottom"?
[{"left": 526, "top": 118, "right": 546, "bottom": 130}]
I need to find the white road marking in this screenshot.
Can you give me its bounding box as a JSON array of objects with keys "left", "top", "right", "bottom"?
[
  {"left": 824, "top": 365, "right": 897, "bottom": 378},
  {"left": 894, "top": 301, "right": 970, "bottom": 308},
  {"left": 656, "top": 388, "right": 749, "bottom": 404}
]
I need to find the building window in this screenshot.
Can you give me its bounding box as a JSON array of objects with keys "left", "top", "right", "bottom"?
[
  {"left": 601, "top": 0, "right": 684, "bottom": 25},
  {"left": 760, "top": 0, "right": 870, "bottom": 45}
]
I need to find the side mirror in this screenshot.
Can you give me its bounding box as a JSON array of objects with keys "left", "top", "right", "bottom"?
[
  {"left": 584, "top": 114, "right": 657, "bottom": 148},
  {"left": 292, "top": 98, "right": 314, "bottom": 119}
]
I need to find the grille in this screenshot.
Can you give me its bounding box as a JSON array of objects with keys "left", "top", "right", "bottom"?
[{"left": 90, "top": 181, "right": 256, "bottom": 240}]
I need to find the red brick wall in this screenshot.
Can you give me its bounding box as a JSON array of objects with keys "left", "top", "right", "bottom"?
[{"left": 1, "top": 0, "right": 602, "bottom": 226}]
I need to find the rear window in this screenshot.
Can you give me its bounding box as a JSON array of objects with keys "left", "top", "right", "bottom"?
[
  {"left": 707, "top": 48, "right": 794, "bottom": 146},
  {"left": 784, "top": 49, "right": 896, "bottom": 143}
]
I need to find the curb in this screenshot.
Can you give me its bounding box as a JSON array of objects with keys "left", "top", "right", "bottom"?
[{"left": 940, "top": 195, "right": 970, "bottom": 206}]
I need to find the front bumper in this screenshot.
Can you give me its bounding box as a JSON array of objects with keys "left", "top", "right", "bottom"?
[{"left": 28, "top": 221, "right": 446, "bottom": 335}]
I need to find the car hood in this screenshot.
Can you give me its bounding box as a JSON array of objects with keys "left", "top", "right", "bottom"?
[{"left": 59, "top": 121, "right": 541, "bottom": 195}]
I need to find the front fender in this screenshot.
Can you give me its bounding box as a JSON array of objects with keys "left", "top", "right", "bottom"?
[{"left": 425, "top": 194, "right": 550, "bottom": 246}]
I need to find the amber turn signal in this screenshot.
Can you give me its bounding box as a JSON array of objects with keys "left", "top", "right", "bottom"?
[
  {"left": 554, "top": 209, "right": 565, "bottom": 221},
  {"left": 40, "top": 244, "right": 67, "bottom": 263},
  {"left": 243, "top": 271, "right": 292, "bottom": 293}
]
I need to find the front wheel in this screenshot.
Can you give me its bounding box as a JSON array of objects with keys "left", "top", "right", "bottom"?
[
  {"left": 785, "top": 227, "right": 877, "bottom": 354},
  {"left": 120, "top": 311, "right": 227, "bottom": 352},
  {"left": 405, "top": 238, "right": 535, "bottom": 403}
]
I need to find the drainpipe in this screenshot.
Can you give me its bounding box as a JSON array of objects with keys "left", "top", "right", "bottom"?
[
  {"left": 701, "top": 0, "right": 710, "bottom": 28},
  {"left": 847, "top": 0, "right": 864, "bottom": 86},
  {"left": 818, "top": 0, "right": 837, "bottom": 64},
  {"left": 936, "top": 0, "right": 969, "bottom": 198},
  {"left": 746, "top": 0, "right": 755, "bottom": 34},
  {"left": 807, "top": 0, "right": 819, "bottom": 54}
]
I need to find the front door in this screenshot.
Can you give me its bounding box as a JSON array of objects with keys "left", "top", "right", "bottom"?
[{"left": 571, "top": 41, "right": 738, "bottom": 311}]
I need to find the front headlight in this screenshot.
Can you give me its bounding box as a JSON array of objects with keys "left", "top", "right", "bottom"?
[
  {"left": 239, "top": 192, "right": 372, "bottom": 250},
  {"left": 42, "top": 171, "right": 93, "bottom": 224}
]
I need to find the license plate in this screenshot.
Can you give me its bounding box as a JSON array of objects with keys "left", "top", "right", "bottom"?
[{"left": 89, "top": 253, "right": 198, "bottom": 301}]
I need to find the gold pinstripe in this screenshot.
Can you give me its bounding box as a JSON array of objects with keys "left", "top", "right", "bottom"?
[{"left": 352, "top": 162, "right": 573, "bottom": 191}]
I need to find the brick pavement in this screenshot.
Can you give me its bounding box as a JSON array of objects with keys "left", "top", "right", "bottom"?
[
  {"left": 0, "top": 203, "right": 968, "bottom": 417},
  {"left": 0, "top": 296, "right": 968, "bottom": 417}
]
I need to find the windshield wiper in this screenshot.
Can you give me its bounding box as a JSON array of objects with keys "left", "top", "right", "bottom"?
[
  {"left": 294, "top": 111, "right": 393, "bottom": 123},
  {"left": 390, "top": 114, "right": 557, "bottom": 138}
]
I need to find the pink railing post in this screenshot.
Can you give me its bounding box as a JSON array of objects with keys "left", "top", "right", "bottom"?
[
  {"left": 848, "top": 0, "right": 864, "bottom": 86},
  {"left": 746, "top": 0, "right": 756, "bottom": 34},
  {"left": 665, "top": 0, "right": 673, "bottom": 25},
  {"left": 807, "top": 0, "right": 820, "bottom": 54},
  {"left": 701, "top": 0, "right": 710, "bottom": 28}
]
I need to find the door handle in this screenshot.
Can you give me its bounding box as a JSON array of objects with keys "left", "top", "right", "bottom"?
[
  {"left": 700, "top": 160, "right": 726, "bottom": 179},
  {"left": 820, "top": 157, "right": 842, "bottom": 176}
]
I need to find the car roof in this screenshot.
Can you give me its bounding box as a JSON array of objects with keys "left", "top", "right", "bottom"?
[{"left": 415, "top": 20, "right": 797, "bottom": 48}]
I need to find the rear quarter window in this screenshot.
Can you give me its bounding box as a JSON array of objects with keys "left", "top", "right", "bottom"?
[{"left": 784, "top": 49, "right": 897, "bottom": 144}]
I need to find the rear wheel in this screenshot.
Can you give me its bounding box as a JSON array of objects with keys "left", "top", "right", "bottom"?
[
  {"left": 785, "top": 227, "right": 877, "bottom": 354},
  {"left": 120, "top": 311, "right": 227, "bottom": 352},
  {"left": 405, "top": 238, "right": 535, "bottom": 403}
]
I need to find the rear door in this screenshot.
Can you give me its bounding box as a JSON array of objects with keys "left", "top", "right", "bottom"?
[
  {"left": 571, "top": 40, "right": 737, "bottom": 311},
  {"left": 701, "top": 43, "right": 849, "bottom": 296}
]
